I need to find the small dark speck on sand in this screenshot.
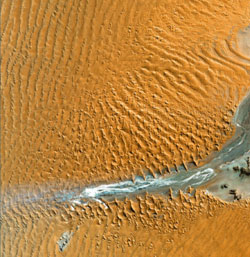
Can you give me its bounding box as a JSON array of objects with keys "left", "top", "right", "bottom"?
[{"left": 220, "top": 184, "right": 228, "bottom": 189}]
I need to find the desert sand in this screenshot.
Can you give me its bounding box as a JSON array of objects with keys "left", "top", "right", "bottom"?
[
  {"left": 1, "top": 0, "right": 250, "bottom": 187},
  {"left": 1, "top": 192, "right": 250, "bottom": 256},
  {"left": 1, "top": 0, "right": 250, "bottom": 256}
]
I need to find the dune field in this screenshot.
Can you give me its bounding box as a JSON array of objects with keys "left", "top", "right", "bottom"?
[{"left": 1, "top": 0, "right": 250, "bottom": 256}]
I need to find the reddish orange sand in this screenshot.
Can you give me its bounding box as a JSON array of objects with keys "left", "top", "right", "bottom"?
[
  {"left": 1, "top": 192, "right": 250, "bottom": 256},
  {"left": 1, "top": 0, "right": 250, "bottom": 256},
  {"left": 1, "top": 0, "right": 250, "bottom": 187}
]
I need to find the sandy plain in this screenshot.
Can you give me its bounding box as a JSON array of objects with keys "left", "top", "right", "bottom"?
[{"left": 1, "top": 0, "right": 250, "bottom": 256}]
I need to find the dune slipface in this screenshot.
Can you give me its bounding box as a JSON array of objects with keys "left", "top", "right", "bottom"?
[{"left": 1, "top": 0, "right": 250, "bottom": 256}]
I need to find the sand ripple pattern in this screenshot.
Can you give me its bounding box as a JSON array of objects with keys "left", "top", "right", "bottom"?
[
  {"left": 1, "top": 0, "right": 250, "bottom": 186},
  {"left": 1, "top": 192, "right": 250, "bottom": 257},
  {"left": 1, "top": 1, "right": 250, "bottom": 256}
]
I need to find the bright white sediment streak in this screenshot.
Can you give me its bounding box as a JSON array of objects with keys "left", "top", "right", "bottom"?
[
  {"left": 1, "top": 93, "right": 249, "bottom": 209},
  {"left": 69, "top": 168, "right": 215, "bottom": 201}
]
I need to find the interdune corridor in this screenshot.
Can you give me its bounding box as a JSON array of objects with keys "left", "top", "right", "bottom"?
[{"left": 1, "top": 0, "right": 250, "bottom": 256}]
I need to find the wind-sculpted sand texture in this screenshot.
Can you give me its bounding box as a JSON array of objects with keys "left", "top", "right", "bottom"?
[
  {"left": 1, "top": 0, "right": 250, "bottom": 188},
  {"left": 1, "top": 193, "right": 250, "bottom": 257},
  {"left": 1, "top": 1, "right": 250, "bottom": 256}
]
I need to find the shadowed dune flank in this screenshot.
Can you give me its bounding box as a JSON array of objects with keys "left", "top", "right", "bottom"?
[{"left": 1, "top": 0, "right": 250, "bottom": 188}]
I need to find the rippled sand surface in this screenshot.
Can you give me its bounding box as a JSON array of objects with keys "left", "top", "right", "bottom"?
[
  {"left": 1, "top": 0, "right": 250, "bottom": 186},
  {"left": 1, "top": 193, "right": 250, "bottom": 257},
  {"left": 1, "top": 0, "right": 250, "bottom": 256}
]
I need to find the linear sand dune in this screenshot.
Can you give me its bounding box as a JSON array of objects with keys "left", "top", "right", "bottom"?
[
  {"left": 1, "top": 0, "right": 250, "bottom": 188},
  {"left": 1, "top": 0, "right": 250, "bottom": 257}
]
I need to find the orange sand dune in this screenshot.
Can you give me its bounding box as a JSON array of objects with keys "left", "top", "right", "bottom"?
[
  {"left": 1, "top": 0, "right": 250, "bottom": 188},
  {"left": 1, "top": 192, "right": 250, "bottom": 256},
  {"left": 1, "top": 1, "right": 250, "bottom": 257}
]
